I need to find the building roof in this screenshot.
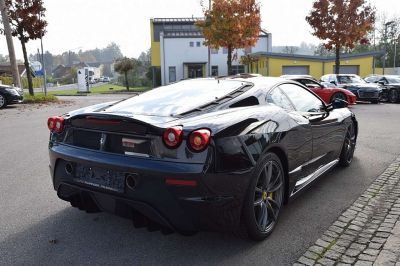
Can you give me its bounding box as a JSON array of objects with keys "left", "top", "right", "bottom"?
[
  {"left": 0, "top": 64, "right": 28, "bottom": 77},
  {"left": 249, "top": 51, "right": 384, "bottom": 61},
  {"left": 152, "top": 17, "right": 203, "bottom": 23}
]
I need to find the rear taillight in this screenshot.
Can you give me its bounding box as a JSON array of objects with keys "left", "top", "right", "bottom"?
[
  {"left": 47, "top": 116, "right": 65, "bottom": 133},
  {"left": 163, "top": 126, "right": 183, "bottom": 148},
  {"left": 189, "top": 129, "right": 211, "bottom": 152}
]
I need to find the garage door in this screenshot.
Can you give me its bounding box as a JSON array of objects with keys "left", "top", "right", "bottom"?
[
  {"left": 282, "top": 66, "right": 310, "bottom": 75},
  {"left": 333, "top": 65, "right": 359, "bottom": 75}
]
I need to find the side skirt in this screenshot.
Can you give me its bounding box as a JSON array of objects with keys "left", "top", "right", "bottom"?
[{"left": 289, "top": 159, "right": 339, "bottom": 198}]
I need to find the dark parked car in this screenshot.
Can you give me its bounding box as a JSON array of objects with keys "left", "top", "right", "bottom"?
[
  {"left": 281, "top": 75, "right": 357, "bottom": 105},
  {"left": 365, "top": 75, "right": 400, "bottom": 103},
  {"left": 48, "top": 76, "right": 357, "bottom": 241},
  {"left": 0, "top": 84, "right": 23, "bottom": 109},
  {"left": 321, "top": 74, "right": 381, "bottom": 103}
]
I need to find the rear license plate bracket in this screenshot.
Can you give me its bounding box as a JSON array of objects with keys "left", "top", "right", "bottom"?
[{"left": 74, "top": 164, "right": 126, "bottom": 193}]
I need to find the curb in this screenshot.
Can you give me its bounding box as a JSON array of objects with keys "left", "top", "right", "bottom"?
[{"left": 294, "top": 157, "right": 400, "bottom": 266}]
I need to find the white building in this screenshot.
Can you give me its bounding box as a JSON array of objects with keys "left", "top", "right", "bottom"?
[{"left": 150, "top": 18, "right": 272, "bottom": 86}]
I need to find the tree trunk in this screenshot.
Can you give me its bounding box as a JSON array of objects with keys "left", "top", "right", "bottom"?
[
  {"left": 0, "top": 0, "right": 21, "bottom": 89},
  {"left": 20, "top": 37, "right": 34, "bottom": 95},
  {"left": 124, "top": 71, "right": 129, "bottom": 91},
  {"left": 335, "top": 47, "right": 340, "bottom": 75},
  {"left": 227, "top": 46, "right": 232, "bottom": 75}
]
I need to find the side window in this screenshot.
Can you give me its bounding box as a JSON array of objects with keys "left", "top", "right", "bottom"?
[
  {"left": 266, "top": 87, "right": 295, "bottom": 111},
  {"left": 279, "top": 83, "right": 325, "bottom": 113},
  {"left": 304, "top": 79, "right": 321, "bottom": 88}
]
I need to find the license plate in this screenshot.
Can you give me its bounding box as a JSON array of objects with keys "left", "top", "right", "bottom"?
[{"left": 74, "top": 164, "right": 125, "bottom": 193}]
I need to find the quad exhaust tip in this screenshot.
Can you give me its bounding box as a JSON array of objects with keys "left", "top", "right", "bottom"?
[{"left": 65, "top": 163, "right": 74, "bottom": 175}]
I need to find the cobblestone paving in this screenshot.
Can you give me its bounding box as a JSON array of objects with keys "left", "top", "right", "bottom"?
[{"left": 295, "top": 157, "right": 400, "bottom": 266}]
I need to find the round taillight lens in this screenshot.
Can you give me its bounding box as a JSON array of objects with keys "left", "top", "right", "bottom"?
[
  {"left": 163, "top": 126, "right": 183, "bottom": 148},
  {"left": 47, "top": 116, "right": 65, "bottom": 133},
  {"left": 47, "top": 116, "right": 55, "bottom": 131},
  {"left": 189, "top": 129, "right": 211, "bottom": 152}
]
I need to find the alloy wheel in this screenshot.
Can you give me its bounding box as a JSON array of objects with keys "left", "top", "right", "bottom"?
[
  {"left": 253, "top": 160, "right": 284, "bottom": 233},
  {"left": 0, "top": 94, "right": 5, "bottom": 108},
  {"left": 331, "top": 92, "right": 347, "bottom": 103},
  {"left": 389, "top": 89, "right": 399, "bottom": 103},
  {"left": 343, "top": 124, "right": 356, "bottom": 164}
]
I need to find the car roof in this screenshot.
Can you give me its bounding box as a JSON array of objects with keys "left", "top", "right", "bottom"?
[{"left": 280, "top": 75, "right": 315, "bottom": 80}]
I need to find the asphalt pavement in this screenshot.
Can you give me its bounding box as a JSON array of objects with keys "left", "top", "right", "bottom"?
[{"left": 0, "top": 96, "right": 399, "bottom": 265}]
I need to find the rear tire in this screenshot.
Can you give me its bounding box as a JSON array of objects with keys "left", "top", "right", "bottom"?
[
  {"left": 389, "top": 89, "right": 399, "bottom": 103},
  {"left": 238, "top": 152, "right": 285, "bottom": 241},
  {"left": 0, "top": 94, "right": 7, "bottom": 109},
  {"left": 339, "top": 123, "right": 356, "bottom": 167}
]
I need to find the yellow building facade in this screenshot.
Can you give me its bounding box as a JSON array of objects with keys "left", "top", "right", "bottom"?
[{"left": 248, "top": 52, "right": 382, "bottom": 79}]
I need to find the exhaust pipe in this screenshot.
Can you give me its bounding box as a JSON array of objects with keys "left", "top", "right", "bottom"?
[{"left": 65, "top": 163, "right": 74, "bottom": 175}]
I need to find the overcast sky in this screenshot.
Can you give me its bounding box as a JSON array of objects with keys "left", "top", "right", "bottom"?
[{"left": 0, "top": 0, "right": 399, "bottom": 60}]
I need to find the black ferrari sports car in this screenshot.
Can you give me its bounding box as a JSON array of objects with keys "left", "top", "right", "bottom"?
[{"left": 48, "top": 75, "right": 357, "bottom": 241}]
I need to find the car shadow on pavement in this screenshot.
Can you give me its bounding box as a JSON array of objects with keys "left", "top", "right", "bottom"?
[{"left": 0, "top": 205, "right": 265, "bottom": 265}]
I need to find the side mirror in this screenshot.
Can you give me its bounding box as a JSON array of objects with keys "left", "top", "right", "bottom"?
[
  {"left": 330, "top": 81, "right": 337, "bottom": 85},
  {"left": 331, "top": 99, "right": 348, "bottom": 109},
  {"left": 377, "top": 81, "right": 385, "bottom": 86}
]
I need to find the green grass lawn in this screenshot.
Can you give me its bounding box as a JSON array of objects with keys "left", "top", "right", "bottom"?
[{"left": 49, "top": 84, "right": 149, "bottom": 96}]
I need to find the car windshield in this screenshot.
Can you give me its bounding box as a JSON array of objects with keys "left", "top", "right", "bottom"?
[
  {"left": 105, "top": 79, "right": 248, "bottom": 116},
  {"left": 338, "top": 75, "right": 365, "bottom": 84},
  {"left": 386, "top": 77, "right": 400, "bottom": 83}
]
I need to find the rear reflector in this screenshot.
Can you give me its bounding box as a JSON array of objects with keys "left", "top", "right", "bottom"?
[{"left": 165, "top": 179, "right": 197, "bottom": 187}]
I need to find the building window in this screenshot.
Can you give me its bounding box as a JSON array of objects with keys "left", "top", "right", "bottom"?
[
  {"left": 223, "top": 48, "right": 228, "bottom": 54},
  {"left": 196, "top": 41, "right": 201, "bottom": 47},
  {"left": 211, "top": 48, "right": 218, "bottom": 54},
  {"left": 189, "top": 42, "right": 194, "bottom": 47},
  {"left": 211, "top": 66, "right": 218, "bottom": 76},
  {"left": 231, "top": 65, "right": 245, "bottom": 75},
  {"left": 169, "top": 66, "right": 176, "bottom": 82},
  {"left": 244, "top": 47, "right": 252, "bottom": 54}
]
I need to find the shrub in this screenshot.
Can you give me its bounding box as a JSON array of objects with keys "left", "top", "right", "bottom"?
[{"left": 23, "top": 93, "right": 58, "bottom": 104}]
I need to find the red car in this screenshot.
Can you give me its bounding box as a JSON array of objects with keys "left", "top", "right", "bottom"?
[{"left": 282, "top": 75, "right": 357, "bottom": 105}]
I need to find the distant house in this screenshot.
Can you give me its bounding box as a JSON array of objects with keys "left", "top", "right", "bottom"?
[
  {"left": 0, "top": 64, "right": 32, "bottom": 77},
  {"left": 52, "top": 62, "right": 107, "bottom": 82},
  {"left": 246, "top": 51, "right": 384, "bottom": 78}
]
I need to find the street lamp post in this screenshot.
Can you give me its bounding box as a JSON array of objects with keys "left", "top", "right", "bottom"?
[
  {"left": 394, "top": 35, "right": 399, "bottom": 69},
  {"left": 207, "top": 0, "right": 211, "bottom": 77},
  {"left": 383, "top": 21, "right": 394, "bottom": 75}
]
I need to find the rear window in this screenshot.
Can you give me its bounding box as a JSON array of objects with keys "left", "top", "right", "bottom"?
[{"left": 105, "top": 79, "right": 248, "bottom": 116}]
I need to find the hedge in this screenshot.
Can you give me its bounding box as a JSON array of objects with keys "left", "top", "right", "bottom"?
[{"left": 0, "top": 76, "right": 43, "bottom": 89}]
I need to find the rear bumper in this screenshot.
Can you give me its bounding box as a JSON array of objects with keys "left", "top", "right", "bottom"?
[{"left": 49, "top": 143, "right": 252, "bottom": 233}]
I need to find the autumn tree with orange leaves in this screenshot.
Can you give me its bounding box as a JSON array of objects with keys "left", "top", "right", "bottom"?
[
  {"left": 306, "top": 0, "right": 375, "bottom": 74},
  {"left": 196, "top": 0, "right": 261, "bottom": 75},
  {"left": 3, "top": 0, "right": 47, "bottom": 95}
]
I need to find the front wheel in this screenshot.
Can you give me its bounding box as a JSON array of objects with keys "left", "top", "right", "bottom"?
[
  {"left": 339, "top": 123, "right": 356, "bottom": 167},
  {"left": 330, "top": 92, "right": 347, "bottom": 103},
  {"left": 0, "top": 94, "right": 7, "bottom": 109},
  {"left": 240, "top": 152, "right": 285, "bottom": 241},
  {"left": 389, "top": 89, "right": 399, "bottom": 103}
]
